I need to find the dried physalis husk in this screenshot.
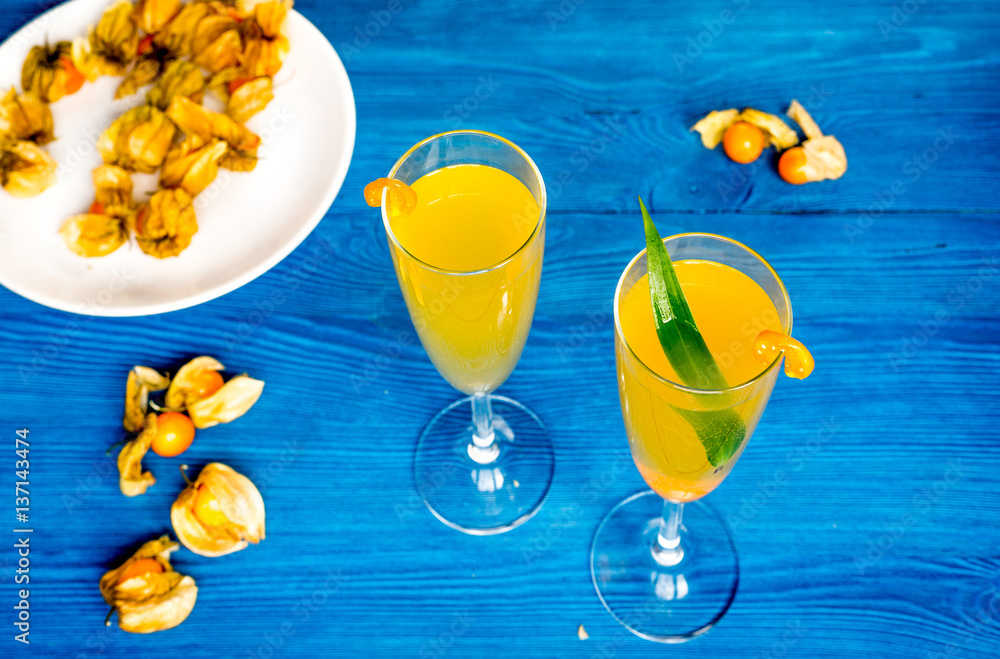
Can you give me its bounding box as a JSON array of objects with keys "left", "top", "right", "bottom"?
[
  {"left": 133, "top": 188, "right": 198, "bottom": 258},
  {"left": 0, "top": 140, "right": 57, "bottom": 198},
  {"left": 191, "top": 8, "right": 243, "bottom": 73},
  {"left": 227, "top": 77, "right": 273, "bottom": 124},
  {"left": 171, "top": 463, "right": 265, "bottom": 557},
  {"left": 98, "top": 104, "right": 177, "bottom": 174},
  {"left": 124, "top": 365, "right": 171, "bottom": 433},
  {"left": 736, "top": 108, "right": 799, "bottom": 150},
  {"left": 117, "top": 53, "right": 168, "bottom": 100},
  {"left": 134, "top": 0, "right": 182, "bottom": 34},
  {"left": 147, "top": 60, "right": 206, "bottom": 111},
  {"left": 100, "top": 535, "right": 198, "bottom": 633},
  {"left": 690, "top": 109, "right": 739, "bottom": 149},
  {"left": 93, "top": 165, "right": 135, "bottom": 220},
  {"left": 160, "top": 139, "right": 227, "bottom": 197},
  {"left": 61, "top": 166, "right": 134, "bottom": 257},
  {"left": 786, "top": 99, "right": 847, "bottom": 182},
  {"left": 0, "top": 88, "right": 54, "bottom": 145},
  {"left": 187, "top": 374, "right": 264, "bottom": 429},
  {"left": 22, "top": 41, "right": 85, "bottom": 103},
  {"left": 60, "top": 214, "right": 128, "bottom": 258},
  {"left": 118, "top": 413, "right": 157, "bottom": 496},
  {"left": 164, "top": 356, "right": 225, "bottom": 411},
  {"left": 251, "top": 1, "right": 292, "bottom": 39},
  {"left": 206, "top": 67, "right": 240, "bottom": 103},
  {"left": 72, "top": 0, "right": 140, "bottom": 81},
  {"left": 691, "top": 107, "right": 799, "bottom": 151},
  {"left": 240, "top": 14, "right": 290, "bottom": 78},
  {"left": 154, "top": 2, "right": 210, "bottom": 57},
  {"left": 786, "top": 100, "right": 822, "bottom": 141},
  {"left": 167, "top": 96, "right": 261, "bottom": 171}
]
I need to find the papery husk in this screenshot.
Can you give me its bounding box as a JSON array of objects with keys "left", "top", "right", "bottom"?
[
  {"left": 227, "top": 76, "right": 273, "bottom": 123},
  {"left": 116, "top": 54, "right": 168, "bottom": 99},
  {"left": 786, "top": 99, "right": 823, "bottom": 141},
  {"left": 133, "top": 188, "right": 198, "bottom": 258},
  {"left": 164, "top": 356, "right": 225, "bottom": 411},
  {"left": 147, "top": 60, "right": 206, "bottom": 111},
  {"left": 800, "top": 135, "right": 848, "bottom": 182},
  {"left": 22, "top": 42, "right": 80, "bottom": 103},
  {"left": 0, "top": 88, "right": 54, "bottom": 145},
  {"left": 187, "top": 374, "right": 264, "bottom": 428},
  {"left": 100, "top": 535, "right": 198, "bottom": 634},
  {"left": 206, "top": 67, "right": 240, "bottom": 103},
  {"left": 118, "top": 413, "right": 157, "bottom": 496},
  {"left": 160, "top": 138, "right": 227, "bottom": 196},
  {"left": 239, "top": 18, "right": 289, "bottom": 78},
  {"left": 736, "top": 108, "right": 799, "bottom": 150},
  {"left": 252, "top": 0, "right": 293, "bottom": 39},
  {"left": 60, "top": 213, "right": 128, "bottom": 258},
  {"left": 93, "top": 165, "right": 135, "bottom": 219},
  {"left": 72, "top": 0, "right": 140, "bottom": 81},
  {"left": 134, "top": 0, "right": 182, "bottom": 34},
  {"left": 786, "top": 99, "right": 848, "bottom": 182},
  {"left": 155, "top": 2, "right": 211, "bottom": 57},
  {"left": 691, "top": 107, "right": 799, "bottom": 151},
  {"left": 171, "top": 463, "right": 265, "bottom": 557},
  {"left": 124, "top": 365, "right": 171, "bottom": 432},
  {"left": 0, "top": 140, "right": 57, "bottom": 197},
  {"left": 167, "top": 96, "right": 260, "bottom": 171},
  {"left": 191, "top": 11, "right": 243, "bottom": 73},
  {"left": 98, "top": 104, "right": 176, "bottom": 174},
  {"left": 691, "top": 109, "right": 738, "bottom": 149}
]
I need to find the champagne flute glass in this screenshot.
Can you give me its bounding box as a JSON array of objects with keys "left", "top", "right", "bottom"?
[
  {"left": 381, "top": 130, "right": 553, "bottom": 535},
  {"left": 591, "top": 233, "right": 792, "bottom": 641}
]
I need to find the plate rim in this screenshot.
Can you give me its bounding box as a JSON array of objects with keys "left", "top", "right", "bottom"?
[{"left": 0, "top": 0, "right": 357, "bottom": 317}]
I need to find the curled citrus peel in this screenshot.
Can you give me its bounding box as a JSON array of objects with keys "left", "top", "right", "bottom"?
[
  {"left": 364, "top": 177, "right": 417, "bottom": 216},
  {"left": 753, "top": 330, "right": 814, "bottom": 379}
]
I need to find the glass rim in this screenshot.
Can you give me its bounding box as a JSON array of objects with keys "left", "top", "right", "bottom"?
[
  {"left": 613, "top": 232, "right": 793, "bottom": 395},
  {"left": 381, "top": 129, "right": 547, "bottom": 276}
]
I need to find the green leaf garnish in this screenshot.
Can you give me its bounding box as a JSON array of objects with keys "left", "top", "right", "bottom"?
[
  {"left": 672, "top": 406, "right": 746, "bottom": 468},
  {"left": 640, "top": 197, "right": 745, "bottom": 466},
  {"left": 640, "top": 198, "right": 727, "bottom": 390}
]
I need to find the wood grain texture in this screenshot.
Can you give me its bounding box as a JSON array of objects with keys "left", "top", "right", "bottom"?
[{"left": 2, "top": 1, "right": 1000, "bottom": 658}]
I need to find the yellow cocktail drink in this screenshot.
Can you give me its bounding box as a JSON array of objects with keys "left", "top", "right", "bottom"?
[
  {"left": 386, "top": 163, "right": 543, "bottom": 394},
  {"left": 617, "top": 259, "right": 782, "bottom": 502}
]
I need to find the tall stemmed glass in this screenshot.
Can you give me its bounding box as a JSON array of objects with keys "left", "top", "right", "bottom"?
[
  {"left": 381, "top": 131, "right": 553, "bottom": 535},
  {"left": 591, "top": 233, "right": 792, "bottom": 641}
]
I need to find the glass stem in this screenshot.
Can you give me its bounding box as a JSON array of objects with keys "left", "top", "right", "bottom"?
[
  {"left": 468, "top": 393, "right": 498, "bottom": 464},
  {"left": 651, "top": 499, "right": 685, "bottom": 567}
]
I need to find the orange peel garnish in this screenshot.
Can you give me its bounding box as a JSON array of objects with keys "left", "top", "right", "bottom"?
[
  {"left": 364, "top": 177, "right": 417, "bottom": 216},
  {"left": 753, "top": 330, "right": 814, "bottom": 379}
]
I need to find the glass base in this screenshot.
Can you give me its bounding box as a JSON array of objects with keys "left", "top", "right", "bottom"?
[
  {"left": 414, "top": 395, "right": 554, "bottom": 535},
  {"left": 590, "top": 491, "right": 739, "bottom": 643}
]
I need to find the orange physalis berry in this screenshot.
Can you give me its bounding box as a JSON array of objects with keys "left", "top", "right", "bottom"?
[
  {"left": 193, "top": 485, "right": 230, "bottom": 526},
  {"left": 753, "top": 329, "right": 815, "bottom": 379},
  {"left": 138, "top": 35, "right": 155, "bottom": 57},
  {"left": 189, "top": 370, "right": 224, "bottom": 398},
  {"left": 151, "top": 412, "right": 196, "bottom": 458},
  {"left": 722, "top": 121, "right": 766, "bottom": 164},
  {"left": 364, "top": 177, "right": 417, "bottom": 216},
  {"left": 778, "top": 147, "right": 809, "bottom": 185},
  {"left": 60, "top": 57, "right": 86, "bottom": 96},
  {"left": 117, "top": 558, "right": 164, "bottom": 585}
]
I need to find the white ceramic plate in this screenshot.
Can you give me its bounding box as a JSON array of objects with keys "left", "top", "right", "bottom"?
[{"left": 0, "top": 0, "right": 355, "bottom": 316}]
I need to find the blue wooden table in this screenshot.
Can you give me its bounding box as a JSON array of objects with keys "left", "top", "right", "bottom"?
[{"left": 2, "top": 0, "right": 999, "bottom": 657}]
